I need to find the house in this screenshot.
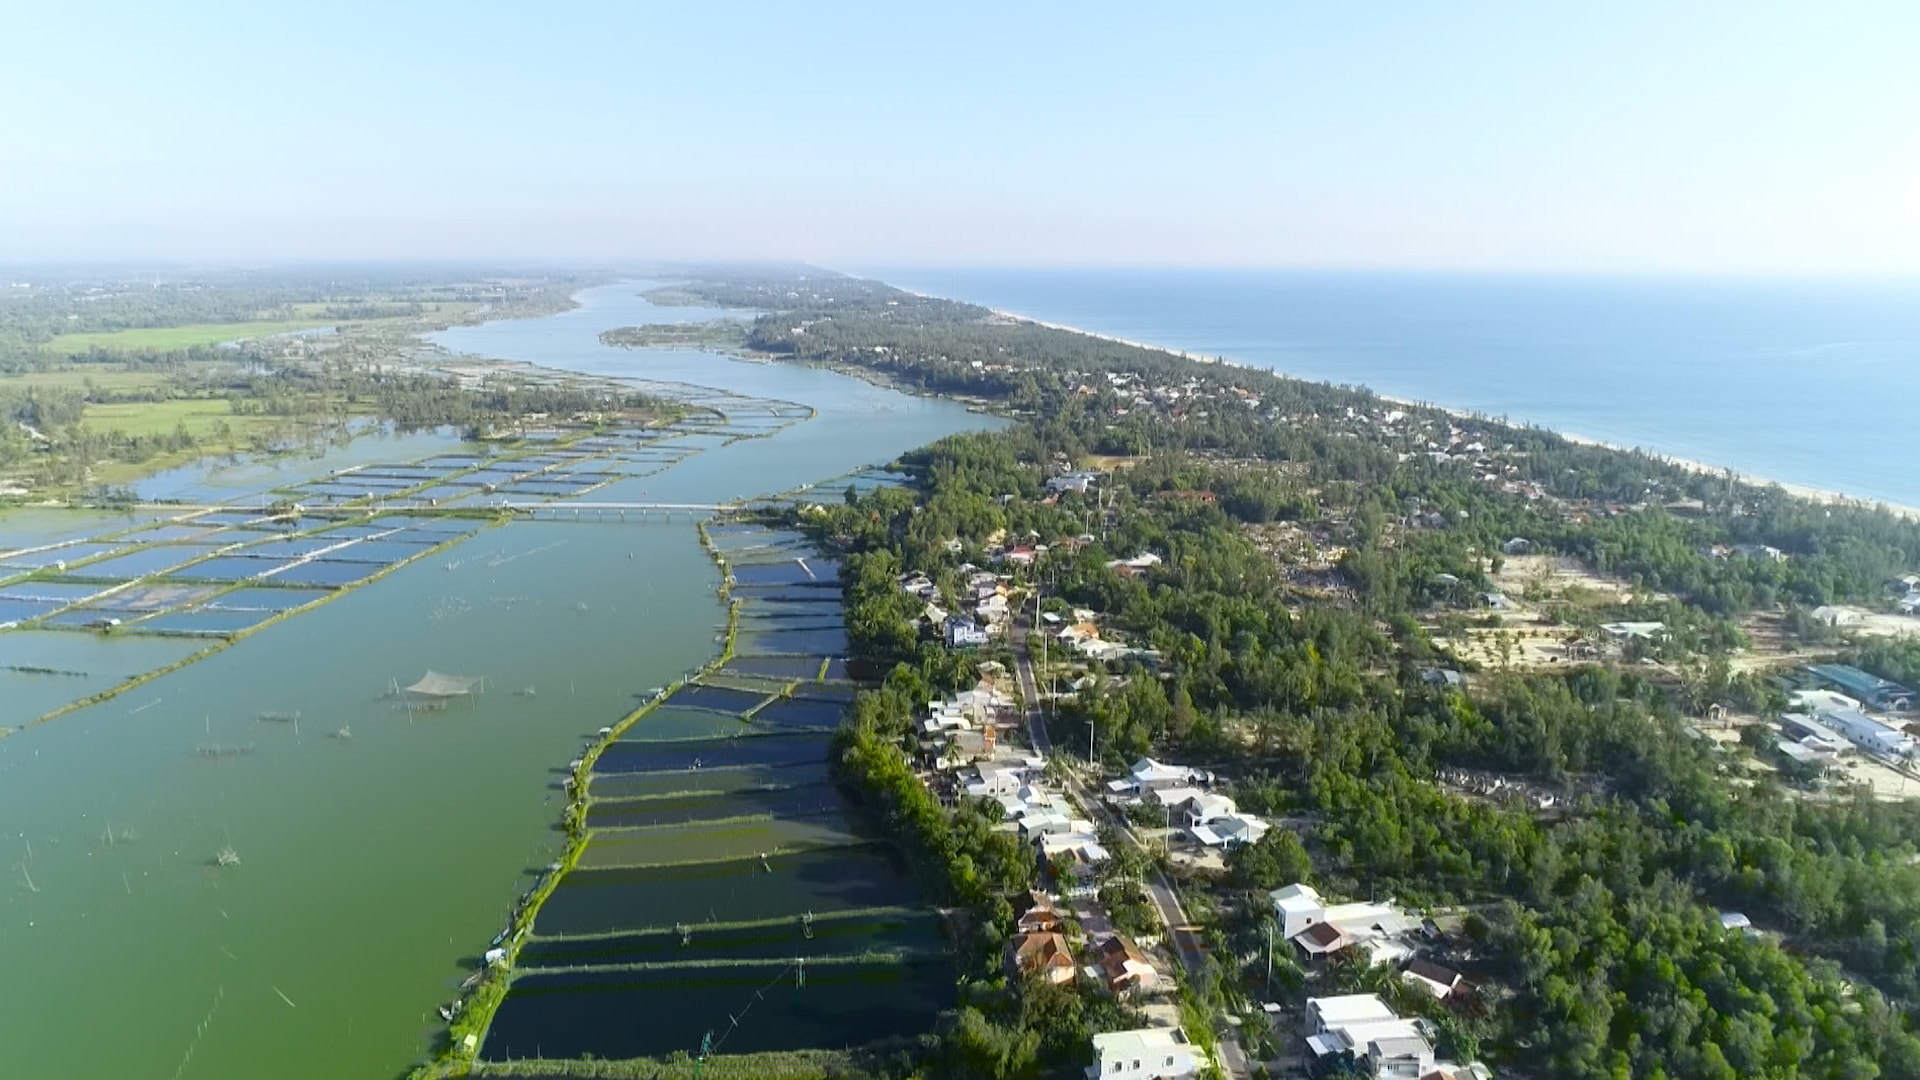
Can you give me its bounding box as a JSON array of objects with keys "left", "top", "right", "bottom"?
[
  {"left": 1015, "top": 890, "right": 1062, "bottom": 934},
  {"left": 1040, "top": 832, "right": 1111, "bottom": 893},
  {"left": 1095, "top": 934, "right": 1160, "bottom": 994},
  {"left": 1601, "top": 621, "right": 1669, "bottom": 643},
  {"left": 1500, "top": 537, "right": 1533, "bottom": 555},
  {"left": 1018, "top": 809, "right": 1077, "bottom": 841},
  {"left": 1106, "top": 553, "right": 1164, "bottom": 578},
  {"left": 1719, "top": 911, "right": 1753, "bottom": 933},
  {"left": 1271, "top": 883, "right": 1416, "bottom": 963},
  {"left": 1273, "top": 883, "right": 1329, "bottom": 940},
  {"left": 1402, "top": 958, "right": 1467, "bottom": 1001},
  {"left": 1421, "top": 668, "right": 1465, "bottom": 689},
  {"left": 1057, "top": 620, "right": 1102, "bottom": 645},
  {"left": 944, "top": 616, "right": 990, "bottom": 649},
  {"left": 976, "top": 593, "right": 1012, "bottom": 623},
  {"left": 966, "top": 766, "right": 1027, "bottom": 799},
  {"left": 1195, "top": 813, "right": 1270, "bottom": 849},
  {"left": 1087, "top": 1027, "right": 1203, "bottom": 1079},
  {"left": 1294, "top": 920, "right": 1355, "bottom": 959},
  {"left": 1808, "top": 663, "right": 1915, "bottom": 712},
  {"left": 1008, "top": 931, "right": 1076, "bottom": 985},
  {"left": 1306, "top": 995, "right": 1436, "bottom": 1080},
  {"left": 1046, "top": 471, "right": 1099, "bottom": 495},
  {"left": 1180, "top": 792, "right": 1238, "bottom": 828},
  {"left": 1126, "top": 757, "right": 1202, "bottom": 793}
]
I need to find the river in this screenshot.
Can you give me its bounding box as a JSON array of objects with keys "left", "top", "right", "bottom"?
[{"left": 0, "top": 282, "right": 996, "bottom": 1080}]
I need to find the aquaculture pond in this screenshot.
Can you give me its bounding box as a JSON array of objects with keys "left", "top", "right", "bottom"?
[
  {"left": 0, "top": 284, "right": 993, "bottom": 1080},
  {"left": 478, "top": 526, "right": 956, "bottom": 1069}
]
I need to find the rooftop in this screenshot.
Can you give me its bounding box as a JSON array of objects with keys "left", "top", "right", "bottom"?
[
  {"left": 1091, "top": 1027, "right": 1188, "bottom": 1059},
  {"left": 1309, "top": 993, "right": 1398, "bottom": 1028}
]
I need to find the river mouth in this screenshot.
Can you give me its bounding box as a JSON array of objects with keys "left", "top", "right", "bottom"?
[{"left": 0, "top": 282, "right": 997, "bottom": 1080}]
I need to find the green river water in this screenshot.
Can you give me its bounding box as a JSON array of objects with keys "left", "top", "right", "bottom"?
[{"left": 0, "top": 283, "right": 997, "bottom": 1079}]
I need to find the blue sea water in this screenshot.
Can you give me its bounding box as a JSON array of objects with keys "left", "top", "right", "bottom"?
[{"left": 864, "top": 268, "right": 1920, "bottom": 509}]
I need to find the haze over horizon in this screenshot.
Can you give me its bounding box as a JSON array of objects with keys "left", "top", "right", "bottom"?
[{"left": 5, "top": 1, "right": 1916, "bottom": 274}]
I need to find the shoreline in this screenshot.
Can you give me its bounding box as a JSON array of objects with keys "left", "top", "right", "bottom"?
[{"left": 936, "top": 292, "right": 1920, "bottom": 522}]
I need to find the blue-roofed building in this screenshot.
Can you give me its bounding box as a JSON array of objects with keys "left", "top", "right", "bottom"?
[{"left": 1807, "top": 664, "right": 1915, "bottom": 712}]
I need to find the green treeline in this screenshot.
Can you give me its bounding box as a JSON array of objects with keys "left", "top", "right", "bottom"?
[
  {"left": 676, "top": 271, "right": 1920, "bottom": 621},
  {"left": 694, "top": 263, "right": 1920, "bottom": 1079},
  {"left": 809, "top": 428, "right": 1920, "bottom": 1079}
]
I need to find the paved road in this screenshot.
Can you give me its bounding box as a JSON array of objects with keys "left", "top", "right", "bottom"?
[{"left": 1011, "top": 611, "right": 1250, "bottom": 1079}]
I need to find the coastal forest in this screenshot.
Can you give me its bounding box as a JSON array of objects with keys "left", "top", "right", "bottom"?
[{"left": 632, "top": 269, "right": 1920, "bottom": 1080}]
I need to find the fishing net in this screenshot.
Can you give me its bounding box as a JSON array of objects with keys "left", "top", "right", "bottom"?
[{"left": 402, "top": 670, "right": 484, "bottom": 698}]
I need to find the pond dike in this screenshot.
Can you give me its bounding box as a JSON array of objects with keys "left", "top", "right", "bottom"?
[{"left": 457, "top": 521, "right": 954, "bottom": 1073}]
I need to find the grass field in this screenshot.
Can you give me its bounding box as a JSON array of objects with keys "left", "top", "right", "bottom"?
[
  {"left": 45, "top": 320, "right": 336, "bottom": 353},
  {"left": 82, "top": 398, "right": 268, "bottom": 438},
  {"left": 4, "top": 368, "right": 171, "bottom": 393},
  {"left": 43, "top": 301, "right": 482, "bottom": 355}
]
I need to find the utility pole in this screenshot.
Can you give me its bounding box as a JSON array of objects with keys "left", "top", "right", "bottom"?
[{"left": 1265, "top": 919, "right": 1274, "bottom": 993}]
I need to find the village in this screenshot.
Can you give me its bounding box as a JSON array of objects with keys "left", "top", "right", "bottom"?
[
  {"left": 869, "top": 418, "right": 1920, "bottom": 1079},
  {"left": 888, "top": 545, "right": 1502, "bottom": 1079}
]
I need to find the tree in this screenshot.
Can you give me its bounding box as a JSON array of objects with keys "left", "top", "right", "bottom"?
[{"left": 1226, "top": 828, "right": 1313, "bottom": 891}]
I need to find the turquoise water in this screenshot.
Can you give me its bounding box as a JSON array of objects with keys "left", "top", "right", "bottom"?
[{"left": 869, "top": 268, "right": 1920, "bottom": 508}]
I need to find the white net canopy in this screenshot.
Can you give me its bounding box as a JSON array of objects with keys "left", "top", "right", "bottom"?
[{"left": 402, "top": 670, "right": 484, "bottom": 698}]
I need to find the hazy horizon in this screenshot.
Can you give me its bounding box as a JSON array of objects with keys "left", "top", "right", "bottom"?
[{"left": 6, "top": 1, "right": 1916, "bottom": 274}]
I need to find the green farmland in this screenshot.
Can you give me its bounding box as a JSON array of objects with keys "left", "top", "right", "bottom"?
[{"left": 43, "top": 319, "right": 336, "bottom": 353}]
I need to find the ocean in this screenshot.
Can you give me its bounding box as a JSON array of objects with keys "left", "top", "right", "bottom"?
[{"left": 863, "top": 268, "right": 1920, "bottom": 510}]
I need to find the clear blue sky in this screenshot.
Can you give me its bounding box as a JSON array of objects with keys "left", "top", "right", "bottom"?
[{"left": 3, "top": 1, "right": 1915, "bottom": 272}]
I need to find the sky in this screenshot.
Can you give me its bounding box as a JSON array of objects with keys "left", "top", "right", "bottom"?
[{"left": 2, "top": 1, "right": 1917, "bottom": 273}]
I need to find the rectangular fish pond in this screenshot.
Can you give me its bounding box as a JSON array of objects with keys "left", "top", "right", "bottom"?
[
  {"left": 481, "top": 957, "right": 956, "bottom": 1062},
  {"left": 575, "top": 817, "right": 866, "bottom": 871},
  {"left": 591, "top": 733, "right": 831, "bottom": 775},
  {"left": 587, "top": 760, "right": 830, "bottom": 800},
  {"left": 530, "top": 848, "right": 918, "bottom": 937},
  {"left": 585, "top": 784, "right": 846, "bottom": 829},
  {"left": 517, "top": 909, "right": 943, "bottom": 968}
]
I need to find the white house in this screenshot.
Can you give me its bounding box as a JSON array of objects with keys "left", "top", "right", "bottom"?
[
  {"left": 1305, "top": 995, "right": 1436, "bottom": 1080},
  {"left": 1194, "top": 813, "right": 1270, "bottom": 849},
  {"left": 1087, "top": 1027, "right": 1203, "bottom": 1079},
  {"left": 1128, "top": 757, "right": 1202, "bottom": 792},
  {"left": 945, "top": 616, "right": 990, "bottom": 648},
  {"left": 1272, "top": 883, "right": 1328, "bottom": 940},
  {"left": 1180, "top": 792, "right": 1237, "bottom": 827},
  {"left": 1271, "top": 883, "right": 1416, "bottom": 962}
]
